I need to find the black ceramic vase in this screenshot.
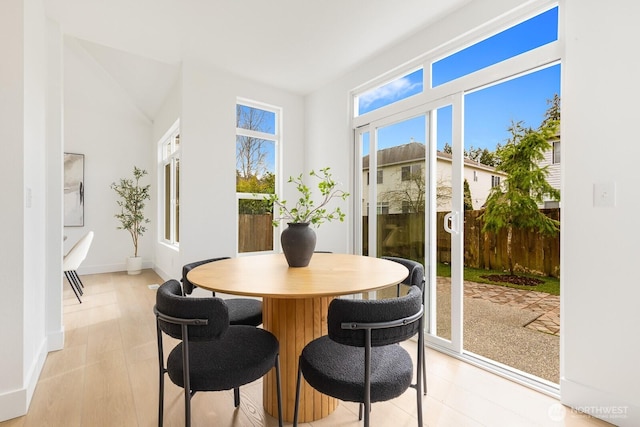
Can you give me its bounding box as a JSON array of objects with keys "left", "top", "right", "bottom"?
[{"left": 280, "top": 222, "right": 316, "bottom": 267}]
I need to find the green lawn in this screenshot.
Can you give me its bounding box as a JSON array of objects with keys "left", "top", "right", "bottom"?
[{"left": 436, "top": 263, "right": 560, "bottom": 296}]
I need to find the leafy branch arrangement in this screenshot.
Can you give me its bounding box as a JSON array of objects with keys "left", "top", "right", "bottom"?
[
  {"left": 265, "top": 167, "right": 350, "bottom": 227},
  {"left": 110, "top": 166, "right": 151, "bottom": 257}
]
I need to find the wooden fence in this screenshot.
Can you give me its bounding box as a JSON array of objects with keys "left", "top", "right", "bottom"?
[
  {"left": 364, "top": 208, "right": 560, "bottom": 278},
  {"left": 238, "top": 214, "right": 273, "bottom": 253},
  {"left": 243, "top": 209, "right": 560, "bottom": 277}
]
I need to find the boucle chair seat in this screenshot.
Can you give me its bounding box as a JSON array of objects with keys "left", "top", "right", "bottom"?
[
  {"left": 293, "top": 285, "right": 425, "bottom": 427},
  {"left": 299, "top": 336, "right": 413, "bottom": 402},
  {"left": 155, "top": 280, "right": 282, "bottom": 427}
]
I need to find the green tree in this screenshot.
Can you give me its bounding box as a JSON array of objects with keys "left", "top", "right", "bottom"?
[
  {"left": 463, "top": 179, "right": 473, "bottom": 211},
  {"left": 442, "top": 142, "right": 500, "bottom": 167},
  {"left": 237, "top": 172, "right": 275, "bottom": 214},
  {"left": 481, "top": 119, "right": 560, "bottom": 275},
  {"left": 541, "top": 93, "right": 561, "bottom": 128}
]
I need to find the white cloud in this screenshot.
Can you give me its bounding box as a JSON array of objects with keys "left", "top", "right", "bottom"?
[{"left": 358, "top": 77, "right": 420, "bottom": 110}]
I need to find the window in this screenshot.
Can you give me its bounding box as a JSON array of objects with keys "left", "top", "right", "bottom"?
[
  {"left": 552, "top": 140, "right": 561, "bottom": 164},
  {"left": 402, "top": 164, "right": 422, "bottom": 181},
  {"left": 377, "top": 202, "right": 389, "bottom": 215},
  {"left": 236, "top": 101, "right": 279, "bottom": 253},
  {"left": 160, "top": 121, "right": 180, "bottom": 246},
  {"left": 491, "top": 175, "right": 501, "bottom": 188},
  {"left": 367, "top": 170, "right": 383, "bottom": 185},
  {"left": 356, "top": 68, "right": 423, "bottom": 116},
  {"left": 432, "top": 7, "right": 558, "bottom": 87},
  {"left": 402, "top": 200, "right": 415, "bottom": 214},
  {"left": 473, "top": 170, "right": 478, "bottom": 182}
]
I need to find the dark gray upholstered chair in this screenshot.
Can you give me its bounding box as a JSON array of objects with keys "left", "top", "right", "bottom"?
[
  {"left": 154, "top": 280, "right": 283, "bottom": 427},
  {"left": 382, "top": 256, "right": 427, "bottom": 394},
  {"left": 293, "top": 285, "right": 424, "bottom": 427},
  {"left": 181, "top": 257, "right": 263, "bottom": 326}
]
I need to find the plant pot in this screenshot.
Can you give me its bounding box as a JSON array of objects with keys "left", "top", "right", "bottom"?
[
  {"left": 126, "top": 256, "right": 143, "bottom": 275},
  {"left": 281, "top": 223, "right": 316, "bottom": 267}
]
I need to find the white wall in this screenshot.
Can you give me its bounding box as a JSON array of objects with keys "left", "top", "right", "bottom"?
[
  {"left": 0, "top": 0, "right": 49, "bottom": 420},
  {"left": 560, "top": 1, "right": 640, "bottom": 424},
  {"left": 153, "top": 58, "right": 305, "bottom": 279},
  {"left": 306, "top": 0, "right": 639, "bottom": 424},
  {"left": 63, "top": 36, "right": 154, "bottom": 273}
]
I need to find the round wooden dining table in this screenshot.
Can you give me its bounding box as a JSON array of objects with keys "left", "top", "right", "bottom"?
[{"left": 186, "top": 252, "right": 409, "bottom": 423}]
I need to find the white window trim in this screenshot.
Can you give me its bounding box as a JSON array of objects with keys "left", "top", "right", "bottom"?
[
  {"left": 159, "top": 119, "right": 180, "bottom": 248},
  {"left": 235, "top": 99, "right": 282, "bottom": 256}
]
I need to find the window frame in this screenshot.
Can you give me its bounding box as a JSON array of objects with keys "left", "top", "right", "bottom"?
[
  {"left": 235, "top": 99, "right": 282, "bottom": 255},
  {"left": 159, "top": 120, "right": 180, "bottom": 248},
  {"left": 552, "top": 140, "right": 561, "bottom": 164}
]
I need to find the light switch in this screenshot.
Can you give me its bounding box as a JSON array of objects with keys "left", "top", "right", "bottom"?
[
  {"left": 25, "top": 187, "right": 32, "bottom": 208},
  {"left": 593, "top": 182, "right": 616, "bottom": 207}
]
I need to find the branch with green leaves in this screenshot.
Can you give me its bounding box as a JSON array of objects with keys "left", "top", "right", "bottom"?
[{"left": 264, "top": 167, "right": 350, "bottom": 227}]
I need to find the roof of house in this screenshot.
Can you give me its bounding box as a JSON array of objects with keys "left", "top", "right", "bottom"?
[{"left": 362, "top": 141, "right": 499, "bottom": 173}]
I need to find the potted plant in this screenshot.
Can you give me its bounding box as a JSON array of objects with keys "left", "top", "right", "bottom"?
[
  {"left": 110, "top": 166, "right": 151, "bottom": 275},
  {"left": 265, "top": 167, "right": 349, "bottom": 267}
]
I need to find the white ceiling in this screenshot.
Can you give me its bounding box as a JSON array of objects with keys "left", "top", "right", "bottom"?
[{"left": 45, "top": 0, "right": 471, "bottom": 118}]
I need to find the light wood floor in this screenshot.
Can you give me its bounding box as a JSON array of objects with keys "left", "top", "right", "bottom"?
[{"left": 1, "top": 270, "right": 612, "bottom": 427}]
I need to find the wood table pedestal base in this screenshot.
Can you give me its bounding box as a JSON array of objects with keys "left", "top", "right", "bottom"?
[{"left": 262, "top": 296, "right": 339, "bottom": 423}]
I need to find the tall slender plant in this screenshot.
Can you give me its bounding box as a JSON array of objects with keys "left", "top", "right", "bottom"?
[{"left": 111, "top": 167, "right": 151, "bottom": 257}]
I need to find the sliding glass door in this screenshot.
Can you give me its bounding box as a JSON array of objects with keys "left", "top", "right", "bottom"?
[{"left": 356, "top": 98, "right": 465, "bottom": 350}]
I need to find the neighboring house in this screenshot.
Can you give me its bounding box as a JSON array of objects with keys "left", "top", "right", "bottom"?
[
  {"left": 362, "top": 141, "right": 506, "bottom": 213},
  {"left": 538, "top": 132, "right": 561, "bottom": 208}
]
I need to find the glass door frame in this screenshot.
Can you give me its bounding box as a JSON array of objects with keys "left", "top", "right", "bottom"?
[
  {"left": 426, "top": 93, "right": 464, "bottom": 354},
  {"left": 353, "top": 96, "right": 464, "bottom": 354}
]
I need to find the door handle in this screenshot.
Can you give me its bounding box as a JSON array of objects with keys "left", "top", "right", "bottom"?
[{"left": 443, "top": 212, "right": 459, "bottom": 235}]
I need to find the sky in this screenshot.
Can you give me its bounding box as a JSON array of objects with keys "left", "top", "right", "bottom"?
[
  {"left": 242, "top": 7, "right": 560, "bottom": 172},
  {"left": 360, "top": 6, "right": 560, "bottom": 154}
]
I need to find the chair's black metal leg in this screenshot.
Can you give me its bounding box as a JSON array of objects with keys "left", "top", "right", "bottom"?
[
  {"left": 275, "top": 355, "right": 283, "bottom": 427},
  {"left": 416, "top": 326, "right": 425, "bottom": 427},
  {"left": 234, "top": 387, "right": 240, "bottom": 407},
  {"left": 182, "top": 325, "right": 192, "bottom": 427},
  {"left": 359, "top": 403, "right": 364, "bottom": 420},
  {"left": 72, "top": 270, "right": 85, "bottom": 288},
  {"left": 67, "top": 271, "right": 83, "bottom": 295},
  {"left": 293, "top": 357, "right": 302, "bottom": 427},
  {"left": 422, "top": 355, "right": 427, "bottom": 395},
  {"left": 364, "top": 331, "right": 372, "bottom": 427},
  {"left": 67, "top": 271, "right": 83, "bottom": 296},
  {"left": 156, "top": 321, "right": 165, "bottom": 427},
  {"left": 64, "top": 271, "right": 82, "bottom": 303}
]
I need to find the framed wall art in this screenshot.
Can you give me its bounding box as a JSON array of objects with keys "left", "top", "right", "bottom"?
[{"left": 64, "top": 153, "right": 85, "bottom": 227}]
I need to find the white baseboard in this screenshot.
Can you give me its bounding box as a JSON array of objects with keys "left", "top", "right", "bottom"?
[
  {"left": 77, "top": 260, "right": 155, "bottom": 275},
  {"left": 0, "top": 338, "right": 48, "bottom": 422},
  {"left": 47, "top": 327, "right": 65, "bottom": 352},
  {"left": 152, "top": 266, "right": 172, "bottom": 282},
  {"left": 561, "top": 378, "right": 639, "bottom": 426},
  {"left": 0, "top": 387, "right": 27, "bottom": 422}
]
